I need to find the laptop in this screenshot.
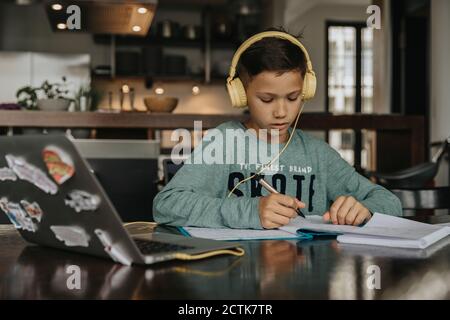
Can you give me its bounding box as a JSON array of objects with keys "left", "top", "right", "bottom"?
[{"left": 0, "top": 134, "right": 241, "bottom": 265}]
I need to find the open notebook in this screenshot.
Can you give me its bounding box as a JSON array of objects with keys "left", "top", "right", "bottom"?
[{"left": 179, "top": 213, "right": 450, "bottom": 249}]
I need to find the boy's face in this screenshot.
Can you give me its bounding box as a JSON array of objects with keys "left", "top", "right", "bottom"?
[{"left": 245, "top": 70, "right": 304, "bottom": 142}]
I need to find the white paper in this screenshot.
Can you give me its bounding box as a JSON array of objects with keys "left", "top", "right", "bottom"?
[
  {"left": 338, "top": 236, "right": 450, "bottom": 259},
  {"left": 279, "top": 213, "right": 450, "bottom": 249},
  {"left": 437, "top": 222, "right": 450, "bottom": 227},
  {"left": 280, "top": 213, "right": 450, "bottom": 241},
  {"left": 182, "top": 226, "right": 297, "bottom": 241},
  {"left": 336, "top": 229, "right": 450, "bottom": 249},
  {"left": 182, "top": 214, "right": 450, "bottom": 249}
]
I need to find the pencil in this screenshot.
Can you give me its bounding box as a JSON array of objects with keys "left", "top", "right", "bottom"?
[{"left": 256, "top": 175, "right": 306, "bottom": 218}]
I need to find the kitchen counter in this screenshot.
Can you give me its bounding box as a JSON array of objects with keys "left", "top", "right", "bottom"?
[
  {"left": 0, "top": 110, "right": 423, "bottom": 129},
  {"left": 0, "top": 110, "right": 247, "bottom": 129},
  {"left": 0, "top": 110, "right": 426, "bottom": 171}
]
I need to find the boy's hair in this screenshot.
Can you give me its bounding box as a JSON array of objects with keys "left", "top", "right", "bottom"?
[{"left": 237, "top": 27, "right": 307, "bottom": 86}]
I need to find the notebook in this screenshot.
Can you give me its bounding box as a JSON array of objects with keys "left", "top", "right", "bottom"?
[
  {"left": 179, "top": 213, "right": 450, "bottom": 249},
  {"left": 178, "top": 225, "right": 308, "bottom": 241},
  {"left": 338, "top": 235, "right": 450, "bottom": 259},
  {"left": 178, "top": 215, "right": 342, "bottom": 241}
]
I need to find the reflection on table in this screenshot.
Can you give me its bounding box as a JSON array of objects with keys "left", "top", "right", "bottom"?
[{"left": 0, "top": 226, "right": 449, "bottom": 299}]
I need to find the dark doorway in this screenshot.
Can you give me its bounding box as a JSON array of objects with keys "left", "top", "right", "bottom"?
[{"left": 391, "top": 0, "right": 430, "bottom": 115}]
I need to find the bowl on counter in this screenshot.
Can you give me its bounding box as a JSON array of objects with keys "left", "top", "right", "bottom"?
[
  {"left": 37, "top": 98, "right": 71, "bottom": 111},
  {"left": 143, "top": 96, "right": 179, "bottom": 113}
]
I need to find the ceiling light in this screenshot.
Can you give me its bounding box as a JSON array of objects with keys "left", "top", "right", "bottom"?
[
  {"left": 192, "top": 85, "right": 200, "bottom": 95},
  {"left": 132, "top": 25, "right": 142, "bottom": 32},
  {"left": 57, "top": 23, "right": 67, "bottom": 30},
  {"left": 137, "top": 7, "right": 148, "bottom": 14},
  {"left": 52, "top": 3, "right": 63, "bottom": 11},
  {"left": 239, "top": 4, "right": 250, "bottom": 15},
  {"left": 122, "top": 85, "right": 130, "bottom": 94}
]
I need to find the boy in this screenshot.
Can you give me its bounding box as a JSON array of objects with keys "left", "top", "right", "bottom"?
[{"left": 153, "top": 28, "right": 402, "bottom": 229}]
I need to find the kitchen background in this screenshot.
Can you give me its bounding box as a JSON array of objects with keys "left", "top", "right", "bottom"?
[{"left": 0, "top": 0, "right": 379, "bottom": 157}]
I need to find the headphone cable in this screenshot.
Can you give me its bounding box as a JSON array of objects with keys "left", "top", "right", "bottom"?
[{"left": 227, "top": 98, "right": 305, "bottom": 198}]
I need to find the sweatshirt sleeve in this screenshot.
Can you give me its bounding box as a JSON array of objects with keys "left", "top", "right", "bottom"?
[
  {"left": 152, "top": 127, "right": 263, "bottom": 229},
  {"left": 325, "top": 144, "right": 403, "bottom": 216}
]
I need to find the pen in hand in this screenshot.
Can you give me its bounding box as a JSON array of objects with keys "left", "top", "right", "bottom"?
[{"left": 255, "top": 175, "right": 306, "bottom": 218}]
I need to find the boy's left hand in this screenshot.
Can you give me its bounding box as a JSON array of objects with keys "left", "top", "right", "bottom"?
[{"left": 322, "top": 196, "right": 372, "bottom": 226}]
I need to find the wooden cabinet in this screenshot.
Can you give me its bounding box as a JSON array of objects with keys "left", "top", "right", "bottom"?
[{"left": 92, "top": 1, "right": 265, "bottom": 83}]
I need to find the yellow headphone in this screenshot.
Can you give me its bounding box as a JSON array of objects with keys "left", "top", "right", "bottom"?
[{"left": 226, "top": 31, "right": 317, "bottom": 108}]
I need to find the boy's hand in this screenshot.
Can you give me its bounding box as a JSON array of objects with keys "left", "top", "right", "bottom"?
[
  {"left": 258, "top": 194, "right": 305, "bottom": 229},
  {"left": 323, "top": 196, "right": 371, "bottom": 226}
]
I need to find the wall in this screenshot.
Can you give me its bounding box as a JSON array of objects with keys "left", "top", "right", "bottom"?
[
  {"left": 0, "top": 52, "right": 90, "bottom": 103},
  {"left": 0, "top": 3, "right": 104, "bottom": 104},
  {"left": 430, "top": 0, "right": 450, "bottom": 186},
  {"left": 262, "top": 0, "right": 286, "bottom": 28},
  {"left": 0, "top": 3, "right": 109, "bottom": 67}
]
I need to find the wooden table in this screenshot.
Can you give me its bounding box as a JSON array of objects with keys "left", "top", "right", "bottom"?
[{"left": 0, "top": 225, "right": 448, "bottom": 300}]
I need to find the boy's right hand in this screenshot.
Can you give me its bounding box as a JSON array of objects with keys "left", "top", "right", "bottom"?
[{"left": 258, "top": 194, "right": 305, "bottom": 229}]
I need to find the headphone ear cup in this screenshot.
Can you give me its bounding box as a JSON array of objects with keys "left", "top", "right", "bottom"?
[
  {"left": 302, "top": 71, "right": 317, "bottom": 101},
  {"left": 227, "top": 78, "right": 247, "bottom": 108}
]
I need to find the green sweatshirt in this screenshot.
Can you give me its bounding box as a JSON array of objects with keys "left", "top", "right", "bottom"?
[{"left": 153, "top": 121, "right": 402, "bottom": 229}]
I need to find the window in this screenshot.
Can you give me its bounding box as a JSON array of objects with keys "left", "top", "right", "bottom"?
[{"left": 326, "top": 22, "right": 374, "bottom": 170}]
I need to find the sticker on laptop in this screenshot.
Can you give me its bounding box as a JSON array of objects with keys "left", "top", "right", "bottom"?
[
  {"left": 42, "top": 146, "right": 75, "bottom": 185},
  {"left": 20, "top": 200, "right": 43, "bottom": 222},
  {"left": 95, "top": 229, "right": 132, "bottom": 266},
  {"left": 65, "top": 190, "right": 101, "bottom": 213},
  {"left": 0, "top": 197, "right": 37, "bottom": 232},
  {"left": 5, "top": 154, "right": 58, "bottom": 195},
  {"left": 0, "top": 197, "right": 21, "bottom": 229},
  {"left": 50, "top": 225, "right": 90, "bottom": 247},
  {"left": 0, "top": 167, "right": 17, "bottom": 182}
]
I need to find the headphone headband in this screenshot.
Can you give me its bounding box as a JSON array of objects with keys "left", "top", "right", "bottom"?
[
  {"left": 226, "top": 30, "right": 316, "bottom": 107},
  {"left": 227, "top": 31, "right": 314, "bottom": 83}
]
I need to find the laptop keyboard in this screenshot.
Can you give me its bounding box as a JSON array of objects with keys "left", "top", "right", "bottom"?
[{"left": 133, "top": 239, "right": 193, "bottom": 255}]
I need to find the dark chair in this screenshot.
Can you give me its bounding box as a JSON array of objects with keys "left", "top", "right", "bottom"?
[
  {"left": 162, "top": 158, "right": 184, "bottom": 185},
  {"left": 391, "top": 187, "right": 450, "bottom": 223},
  {"left": 369, "top": 136, "right": 450, "bottom": 188}
]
